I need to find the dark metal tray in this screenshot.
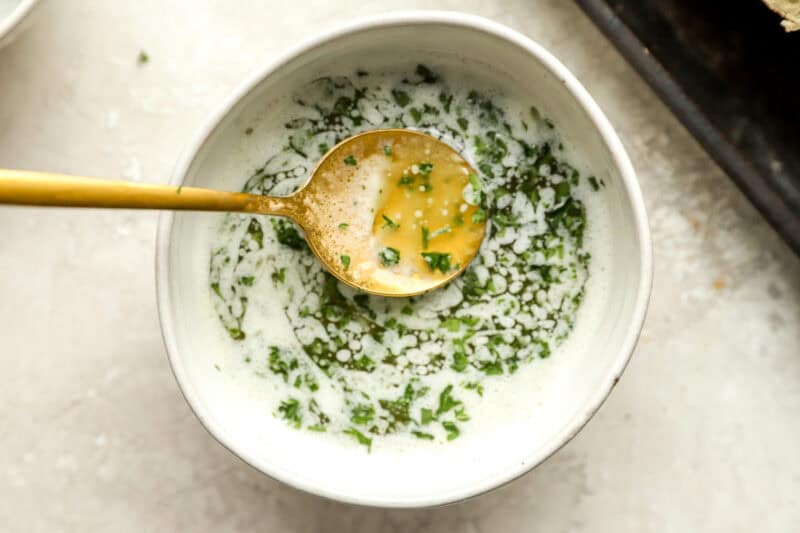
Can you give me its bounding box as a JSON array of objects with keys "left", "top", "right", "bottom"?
[{"left": 577, "top": 0, "right": 800, "bottom": 255}]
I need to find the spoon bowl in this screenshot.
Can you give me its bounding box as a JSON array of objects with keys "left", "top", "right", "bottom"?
[{"left": 293, "top": 129, "right": 486, "bottom": 296}]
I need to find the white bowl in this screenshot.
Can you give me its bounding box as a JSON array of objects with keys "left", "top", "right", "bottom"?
[
  {"left": 0, "top": 0, "right": 39, "bottom": 49},
  {"left": 156, "top": 11, "right": 652, "bottom": 508}
]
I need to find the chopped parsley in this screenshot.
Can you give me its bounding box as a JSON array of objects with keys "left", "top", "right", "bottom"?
[
  {"left": 343, "top": 427, "right": 372, "bottom": 451},
  {"left": 350, "top": 404, "right": 375, "bottom": 425},
  {"left": 379, "top": 247, "right": 400, "bottom": 267},
  {"left": 343, "top": 155, "right": 357, "bottom": 166},
  {"left": 421, "top": 252, "right": 452, "bottom": 273},
  {"left": 381, "top": 214, "right": 399, "bottom": 229},
  {"left": 442, "top": 421, "right": 460, "bottom": 441},
  {"left": 271, "top": 219, "right": 305, "bottom": 250},
  {"left": 383, "top": 145, "right": 393, "bottom": 156},
  {"left": 277, "top": 398, "right": 302, "bottom": 428},
  {"left": 339, "top": 255, "right": 350, "bottom": 270},
  {"left": 391, "top": 89, "right": 411, "bottom": 107}
]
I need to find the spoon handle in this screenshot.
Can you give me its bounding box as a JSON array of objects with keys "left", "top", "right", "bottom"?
[{"left": 0, "top": 169, "right": 294, "bottom": 216}]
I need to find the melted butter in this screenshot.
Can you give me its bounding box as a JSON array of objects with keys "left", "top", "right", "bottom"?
[{"left": 300, "top": 130, "right": 485, "bottom": 295}]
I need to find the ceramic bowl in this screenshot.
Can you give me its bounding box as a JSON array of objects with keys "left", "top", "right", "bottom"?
[
  {"left": 0, "top": 0, "right": 39, "bottom": 49},
  {"left": 156, "top": 11, "right": 652, "bottom": 508}
]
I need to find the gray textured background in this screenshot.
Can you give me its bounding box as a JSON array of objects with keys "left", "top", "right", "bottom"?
[{"left": 0, "top": 1, "right": 798, "bottom": 531}]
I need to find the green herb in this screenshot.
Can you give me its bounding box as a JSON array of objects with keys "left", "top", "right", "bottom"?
[
  {"left": 398, "top": 174, "right": 415, "bottom": 188},
  {"left": 239, "top": 275, "right": 255, "bottom": 287},
  {"left": 245, "top": 127, "right": 254, "bottom": 136},
  {"left": 391, "top": 89, "right": 411, "bottom": 107},
  {"left": 442, "top": 421, "right": 460, "bottom": 440},
  {"left": 441, "top": 318, "right": 461, "bottom": 332},
  {"left": 409, "top": 107, "right": 422, "bottom": 123},
  {"left": 481, "top": 360, "right": 504, "bottom": 376},
  {"left": 383, "top": 145, "right": 393, "bottom": 156},
  {"left": 338, "top": 222, "right": 349, "bottom": 230},
  {"left": 271, "top": 268, "right": 286, "bottom": 284},
  {"left": 340, "top": 255, "right": 350, "bottom": 270},
  {"left": 343, "top": 155, "right": 357, "bottom": 166},
  {"left": 305, "top": 373, "right": 319, "bottom": 392},
  {"left": 268, "top": 346, "right": 297, "bottom": 383},
  {"left": 343, "top": 427, "right": 373, "bottom": 451},
  {"left": 137, "top": 50, "right": 149, "bottom": 65},
  {"left": 412, "top": 431, "right": 434, "bottom": 440},
  {"left": 471, "top": 209, "right": 486, "bottom": 224},
  {"left": 382, "top": 214, "right": 399, "bottom": 229},
  {"left": 457, "top": 117, "right": 469, "bottom": 131},
  {"left": 227, "top": 328, "right": 245, "bottom": 340},
  {"left": 435, "top": 384, "right": 462, "bottom": 416},
  {"left": 415, "top": 64, "right": 438, "bottom": 84},
  {"left": 379, "top": 247, "right": 400, "bottom": 267},
  {"left": 588, "top": 176, "right": 600, "bottom": 191},
  {"left": 246, "top": 218, "right": 264, "bottom": 247},
  {"left": 421, "top": 408, "right": 435, "bottom": 425},
  {"left": 278, "top": 398, "right": 302, "bottom": 428},
  {"left": 350, "top": 404, "right": 375, "bottom": 425},
  {"left": 464, "top": 381, "right": 484, "bottom": 396},
  {"left": 421, "top": 252, "right": 452, "bottom": 273},
  {"left": 271, "top": 219, "right": 305, "bottom": 250},
  {"left": 451, "top": 348, "right": 468, "bottom": 373},
  {"left": 421, "top": 226, "right": 429, "bottom": 250},
  {"left": 418, "top": 162, "right": 433, "bottom": 176},
  {"left": 468, "top": 173, "right": 482, "bottom": 192},
  {"left": 308, "top": 398, "right": 329, "bottom": 427}
]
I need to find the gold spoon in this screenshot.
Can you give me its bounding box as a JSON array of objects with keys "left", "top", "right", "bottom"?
[{"left": 0, "top": 129, "right": 486, "bottom": 297}]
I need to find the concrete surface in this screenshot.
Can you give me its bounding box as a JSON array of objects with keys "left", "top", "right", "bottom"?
[{"left": 0, "top": 1, "right": 798, "bottom": 531}]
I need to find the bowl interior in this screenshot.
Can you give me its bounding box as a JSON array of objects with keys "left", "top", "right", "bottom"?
[{"left": 158, "top": 16, "right": 649, "bottom": 507}]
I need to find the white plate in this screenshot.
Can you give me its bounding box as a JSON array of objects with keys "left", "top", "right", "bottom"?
[{"left": 0, "top": 0, "right": 39, "bottom": 49}]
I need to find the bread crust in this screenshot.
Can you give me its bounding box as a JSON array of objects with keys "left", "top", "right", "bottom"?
[{"left": 763, "top": 0, "right": 800, "bottom": 31}]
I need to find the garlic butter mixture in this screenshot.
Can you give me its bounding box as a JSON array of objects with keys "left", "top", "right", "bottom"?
[
  {"left": 209, "top": 65, "right": 602, "bottom": 450},
  {"left": 297, "top": 130, "right": 485, "bottom": 295}
]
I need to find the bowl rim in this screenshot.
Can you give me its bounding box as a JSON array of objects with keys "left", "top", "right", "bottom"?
[
  {"left": 0, "top": 0, "right": 39, "bottom": 43},
  {"left": 155, "top": 10, "right": 653, "bottom": 508}
]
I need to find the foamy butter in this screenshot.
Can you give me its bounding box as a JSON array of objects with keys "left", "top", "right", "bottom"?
[{"left": 205, "top": 63, "right": 608, "bottom": 451}]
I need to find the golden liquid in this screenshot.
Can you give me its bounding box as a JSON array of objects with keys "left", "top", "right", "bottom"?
[
  {"left": 371, "top": 134, "right": 484, "bottom": 278},
  {"left": 301, "top": 130, "right": 485, "bottom": 295}
]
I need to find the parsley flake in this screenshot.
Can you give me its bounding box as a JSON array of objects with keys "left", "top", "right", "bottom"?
[{"left": 379, "top": 247, "right": 400, "bottom": 267}]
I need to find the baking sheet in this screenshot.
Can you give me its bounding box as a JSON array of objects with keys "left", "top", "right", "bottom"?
[{"left": 577, "top": 0, "right": 800, "bottom": 255}]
